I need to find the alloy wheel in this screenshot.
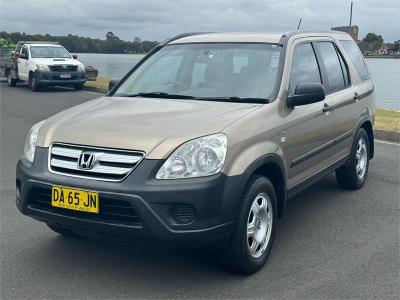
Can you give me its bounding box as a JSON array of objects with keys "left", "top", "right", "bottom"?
[
  {"left": 247, "top": 192, "right": 273, "bottom": 259},
  {"left": 355, "top": 137, "right": 367, "bottom": 179}
]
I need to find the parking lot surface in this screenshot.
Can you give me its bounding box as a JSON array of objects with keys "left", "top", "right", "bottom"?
[{"left": 1, "top": 83, "right": 399, "bottom": 299}]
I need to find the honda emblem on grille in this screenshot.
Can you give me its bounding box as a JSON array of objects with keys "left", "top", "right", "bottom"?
[
  {"left": 62, "top": 65, "right": 67, "bottom": 69},
  {"left": 78, "top": 152, "right": 96, "bottom": 170}
]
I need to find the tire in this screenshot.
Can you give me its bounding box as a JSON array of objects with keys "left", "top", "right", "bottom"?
[
  {"left": 335, "top": 128, "right": 370, "bottom": 190},
  {"left": 7, "top": 72, "right": 16, "bottom": 87},
  {"left": 74, "top": 83, "right": 84, "bottom": 90},
  {"left": 46, "top": 223, "right": 77, "bottom": 236},
  {"left": 220, "top": 175, "right": 277, "bottom": 274},
  {"left": 30, "top": 75, "right": 40, "bottom": 92}
]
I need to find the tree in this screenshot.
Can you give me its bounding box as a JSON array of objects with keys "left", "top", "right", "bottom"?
[
  {"left": 0, "top": 31, "right": 158, "bottom": 54},
  {"left": 362, "top": 33, "right": 384, "bottom": 51},
  {"left": 106, "top": 31, "right": 119, "bottom": 41},
  {"left": 388, "top": 41, "right": 400, "bottom": 52}
]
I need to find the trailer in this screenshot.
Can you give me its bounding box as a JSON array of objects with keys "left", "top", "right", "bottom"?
[{"left": 0, "top": 45, "right": 18, "bottom": 86}]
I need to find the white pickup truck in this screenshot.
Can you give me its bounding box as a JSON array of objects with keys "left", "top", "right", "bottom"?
[{"left": 0, "top": 41, "right": 86, "bottom": 91}]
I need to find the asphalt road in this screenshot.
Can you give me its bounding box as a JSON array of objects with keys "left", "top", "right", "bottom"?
[{"left": 1, "top": 82, "right": 399, "bottom": 299}]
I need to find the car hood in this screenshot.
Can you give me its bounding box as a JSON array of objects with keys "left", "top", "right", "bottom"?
[
  {"left": 37, "top": 96, "right": 261, "bottom": 159},
  {"left": 31, "top": 57, "right": 83, "bottom": 66}
]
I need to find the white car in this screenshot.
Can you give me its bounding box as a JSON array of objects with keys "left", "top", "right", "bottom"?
[{"left": 6, "top": 41, "right": 86, "bottom": 91}]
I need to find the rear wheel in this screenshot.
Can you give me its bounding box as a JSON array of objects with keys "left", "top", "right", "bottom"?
[
  {"left": 46, "top": 223, "right": 77, "bottom": 236},
  {"left": 336, "top": 128, "right": 370, "bottom": 189},
  {"left": 220, "top": 175, "right": 277, "bottom": 274},
  {"left": 7, "top": 72, "right": 16, "bottom": 87},
  {"left": 74, "top": 83, "right": 84, "bottom": 90}
]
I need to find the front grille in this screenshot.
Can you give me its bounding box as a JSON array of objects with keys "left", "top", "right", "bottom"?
[
  {"left": 49, "top": 65, "right": 78, "bottom": 72},
  {"left": 30, "top": 187, "right": 142, "bottom": 225},
  {"left": 49, "top": 143, "right": 145, "bottom": 181}
]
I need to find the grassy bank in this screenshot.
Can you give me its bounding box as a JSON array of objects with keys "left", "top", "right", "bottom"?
[
  {"left": 86, "top": 77, "right": 399, "bottom": 132},
  {"left": 85, "top": 76, "right": 111, "bottom": 90},
  {"left": 375, "top": 108, "right": 400, "bottom": 132}
]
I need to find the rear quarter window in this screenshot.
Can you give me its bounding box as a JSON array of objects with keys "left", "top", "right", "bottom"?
[{"left": 340, "top": 40, "right": 370, "bottom": 81}]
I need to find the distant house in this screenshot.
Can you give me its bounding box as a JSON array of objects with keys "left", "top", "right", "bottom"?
[
  {"left": 331, "top": 25, "right": 359, "bottom": 41},
  {"left": 378, "top": 43, "right": 389, "bottom": 54},
  {"left": 357, "top": 41, "right": 371, "bottom": 54}
]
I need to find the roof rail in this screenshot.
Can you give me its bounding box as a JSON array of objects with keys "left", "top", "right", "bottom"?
[
  {"left": 160, "top": 32, "right": 214, "bottom": 46},
  {"left": 17, "top": 41, "right": 60, "bottom": 46}
]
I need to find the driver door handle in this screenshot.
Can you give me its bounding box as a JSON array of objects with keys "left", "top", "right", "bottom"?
[
  {"left": 354, "top": 92, "right": 360, "bottom": 102},
  {"left": 322, "top": 103, "right": 333, "bottom": 113}
]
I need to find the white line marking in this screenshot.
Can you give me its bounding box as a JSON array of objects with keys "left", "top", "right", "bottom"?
[{"left": 376, "top": 140, "right": 400, "bottom": 146}]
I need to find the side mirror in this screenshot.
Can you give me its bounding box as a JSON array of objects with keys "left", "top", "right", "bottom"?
[
  {"left": 287, "top": 83, "right": 326, "bottom": 107},
  {"left": 108, "top": 79, "right": 119, "bottom": 91},
  {"left": 72, "top": 54, "right": 78, "bottom": 59},
  {"left": 19, "top": 53, "right": 28, "bottom": 60}
]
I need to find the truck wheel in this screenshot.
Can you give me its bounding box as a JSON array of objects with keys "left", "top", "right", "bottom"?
[
  {"left": 335, "top": 128, "right": 370, "bottom": 190},
  {"left": 47, "top": 223, "right": 77, "bottom": 236},
  {"left": 7, "top": 73, "right": 16, "bottom": 87},
  {"left": 220, "top": 175, "right": 277, "bottom": 274},
  {"left": 74, "top": 83, "right": 84, "bottom": 90},
  {"left": 30, "top": 76, "right": 41, "bottom": 92}
]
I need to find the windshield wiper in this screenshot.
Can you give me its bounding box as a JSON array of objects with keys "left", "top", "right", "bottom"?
[
  {"left": 198, "top": 96, "right": 270, "bottom": 104},
  {"left": 120, "top": 92, "right": 196, "bottom": 99},
  {"left": 116, "top": 93, "right": 269, "bottom": 103}
]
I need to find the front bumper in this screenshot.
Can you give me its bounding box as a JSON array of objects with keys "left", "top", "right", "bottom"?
[
  {"left": 34, "top": 70, "right": 86, "bottom": 86},
  {"left": 16, "top": 147, "right": 239, "bottom": 246}
]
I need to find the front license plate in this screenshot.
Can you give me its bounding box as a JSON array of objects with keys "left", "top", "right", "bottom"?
[
  {"left": 60, "top": 73, "right": 71, "bottom": 79},
  {"left": 51, "top": 186, "right": 99, "bottom": 214}
]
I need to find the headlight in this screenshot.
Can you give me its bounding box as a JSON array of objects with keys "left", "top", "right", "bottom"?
[
  {"left": 77, "top": 64, "right": 84, "bottom": 71},
  {"left": 36, "top": 64, "right": 49, "bottom": 71},
  {"left": 156, "top": 133, "right": 227, "bottom": 179},
  {"left": 24, "top": 120, "right": 45, "bottom": 163}
]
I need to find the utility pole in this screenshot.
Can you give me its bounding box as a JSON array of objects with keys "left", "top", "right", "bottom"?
[{"left": 349, "top": 1, "right": 353, "bottom": 34}]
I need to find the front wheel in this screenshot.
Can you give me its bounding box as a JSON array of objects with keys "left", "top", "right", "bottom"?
[
  {"left": 336, "top": 128, "right": 370, "bottom": 189},
  {"left": 7, "top": 73, "right": 16, "bottom": 87},
  {"left": 220, "top": 175, "right": 277, "bottom": 274},
  {"left": 30, "top": 76, "right": 40, "bottom": 92}
]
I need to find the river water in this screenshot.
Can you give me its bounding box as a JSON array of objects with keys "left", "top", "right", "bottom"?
[{"left": 76, "top": 53, "right": 399, "bottom": 110}]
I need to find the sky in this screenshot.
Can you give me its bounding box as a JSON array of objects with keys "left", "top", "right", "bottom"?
[{"left": 1, "top": 0, "right": 399, "bottom": 42}]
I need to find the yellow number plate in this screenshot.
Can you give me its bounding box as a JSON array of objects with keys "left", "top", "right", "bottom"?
[{"left": 51, "top": 186, "right": 99, "bottom": 214}]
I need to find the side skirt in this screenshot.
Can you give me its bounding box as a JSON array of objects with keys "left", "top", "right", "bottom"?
[{"left": 287, "top": 155, "right": 349, "bottom": 199}]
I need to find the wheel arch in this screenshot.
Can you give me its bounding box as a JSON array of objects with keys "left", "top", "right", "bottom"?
[
  {"left": 356, "top": 116, "right": 374, "bottom": 159},
  {"left": 361, "top": 121, "right": 374, "bottom": 159},
  {"left": 232, "top": 154, "right": 287, "bottom": 218},
  {"left": 29, "top": 70, "right": 35, "bottom": 81}
]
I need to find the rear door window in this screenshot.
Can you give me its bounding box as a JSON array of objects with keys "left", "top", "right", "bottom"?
[
  {"left": 340, "top": 40, "right": 370, "bottom": 81},
  {"left": 289, "top": 43, "right": 322, "bottom": 95},
  {"left": 316, "top": 42, "right": 346, "bottom": 93}
]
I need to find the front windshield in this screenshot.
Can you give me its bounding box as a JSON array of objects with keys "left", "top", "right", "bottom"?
[
  {"left": 30, "top": 46, "right": 71, "bottom": 58},
  {"left": 114, "top": 43, "right": 282, "bottom": 101}
]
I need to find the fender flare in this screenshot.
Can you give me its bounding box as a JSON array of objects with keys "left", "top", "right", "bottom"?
[
  {"left": 231, "top": 153, "right": 287, "bottom": 217},
  {"left": 354, "top": 113, "right": 374, "bottom": 159}
]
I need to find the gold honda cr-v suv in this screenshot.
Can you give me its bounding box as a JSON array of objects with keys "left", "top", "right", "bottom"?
[{"left": 16, "top": 31, "right": 375, "bottom": 274}]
